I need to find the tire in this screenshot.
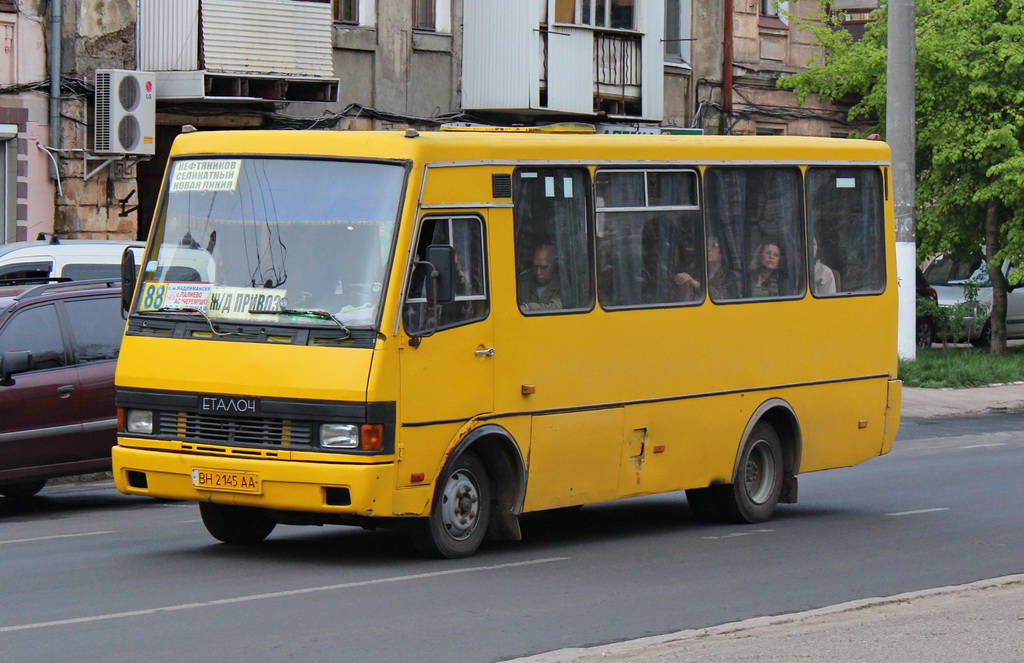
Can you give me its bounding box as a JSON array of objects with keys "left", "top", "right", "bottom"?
[
  {"left": 970, "top": 321, "right": 992, "bottom": 348},
  {"left": 0, "top": 479, "right": 47, "bottom": 498},
  {"left": 716, "top": 421, "right": 784, "bottom": 524},
  {"left": 411, "top": 452, "right": 491, "bottom": 559},
  {"left": 684, "top": 487, "right": 722, "bottom": 522},
  {"left": 915, "top": 317, "right": 935, "bottom": 348},
  {"left": 198, "top": 502, "right": 276, "bottom": 545}
]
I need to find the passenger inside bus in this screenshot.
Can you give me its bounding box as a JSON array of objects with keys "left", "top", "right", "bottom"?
[
  {"left": 750, "top": 241, "right": 786, "bottom": 298},
  {"left": 519, "top": 242, "right": 562, "bottom": 311},
  {"left": 812, "top": 235, "right": 838, "bottom": 295},
  {"left": 704, "top": 235, "right": 741, "bottom": 300}
]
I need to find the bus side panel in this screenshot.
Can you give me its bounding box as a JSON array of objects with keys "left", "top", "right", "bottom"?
[
  {"left": 522, "top": 408, "right": 624, "bottom": 511},
  {"left": 792, "top": 378, "right": 892, "bottom": 473}
]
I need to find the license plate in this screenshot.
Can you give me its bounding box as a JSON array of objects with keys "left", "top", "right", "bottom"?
[{"left": 192, "top": 468, "right": 261, "bottom": 494}]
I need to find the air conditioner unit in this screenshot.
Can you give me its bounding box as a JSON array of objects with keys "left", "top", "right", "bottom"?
[{"left": 94, "top": 69, "right": 156, "bottom": 156}]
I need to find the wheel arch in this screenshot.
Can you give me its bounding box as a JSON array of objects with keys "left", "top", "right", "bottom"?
[
  {"left": 446, "top": 423, "right": 527, "bottom": 540},
  {"left": 734, "top": 398, "right": 802, "bottom": 486}
]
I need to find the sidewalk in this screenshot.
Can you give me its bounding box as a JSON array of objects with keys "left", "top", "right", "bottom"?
[{"left": 507, "top": 383, "right": 1024, "bottom": 663}]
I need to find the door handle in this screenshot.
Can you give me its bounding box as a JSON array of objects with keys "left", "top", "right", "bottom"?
[
  {"left": 474, "top": 348, "right": 495, "bottom": 357},
  {"left": 57, "top": 385, "right": 75, "bottom": 397}
]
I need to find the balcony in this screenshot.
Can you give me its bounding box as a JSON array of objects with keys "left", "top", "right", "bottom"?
[
  {"left": 137, "top": 0, "right": 339, "bottom": 103},
  {"left": 462, "top": 1, "right": 662, "bottom": 121}
]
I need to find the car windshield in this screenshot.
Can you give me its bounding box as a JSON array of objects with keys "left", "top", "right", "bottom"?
[
  {"left": 136, "top": 157, "right": 406, "bottom": 328},
  {"left": 924, "top": 255, "right": 990, "bottom": 287}
]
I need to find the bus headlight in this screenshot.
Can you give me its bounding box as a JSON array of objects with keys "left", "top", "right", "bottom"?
[
  {"left": 320, "top": 423, "right": 360, "bottom": 449},
  {"left": 125, "top": 409, "right": 154, "bottom": 435}
]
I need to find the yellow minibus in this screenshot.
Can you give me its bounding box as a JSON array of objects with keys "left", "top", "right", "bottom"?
[{"left": 113, "top": 127, "right": 901, "bottom": 558}]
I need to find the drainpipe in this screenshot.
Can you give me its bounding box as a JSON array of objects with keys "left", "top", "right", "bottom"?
[
  {"left": 723, "top": 0, "right": 733, "bottom": 120},
  {"left": 48, "top": 0, "right": 62, "bottom": 178}
]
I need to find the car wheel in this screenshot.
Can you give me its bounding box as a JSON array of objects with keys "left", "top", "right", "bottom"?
[
  {"left": 685, "top": 486, "right": 723, "bottom": 522},
  {"left": 410, "top": 452, "right": 490, "bottom": 559},
  {"left": 714, "top": 422, "right": 784, "bottom": 524},
  {"left": 916, "top": 317, "right": 935, "bottom": 348},
  {"left": 0, "top": 479, "right": 47, "bottom": 498},
  {"left": 970, "top": 321, "right": 992, "bottom": 348},
  {"left": 198, "top": 502, "right": 276, "bottom": 544}
]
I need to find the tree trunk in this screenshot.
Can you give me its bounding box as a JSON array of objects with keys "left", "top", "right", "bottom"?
[{"left": 985, "top": 197, "right": 1007, "bottom": 356}]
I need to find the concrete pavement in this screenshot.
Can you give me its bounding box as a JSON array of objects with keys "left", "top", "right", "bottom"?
[{"left": 506, "top": 383, "right": 1024, "bottom": 663}]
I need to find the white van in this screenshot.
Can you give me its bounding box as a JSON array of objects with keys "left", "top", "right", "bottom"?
[{"left": 0, "top": 237, "right": 140, "bottom": 282}]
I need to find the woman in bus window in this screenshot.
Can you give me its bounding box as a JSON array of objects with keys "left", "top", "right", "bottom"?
[{"left": 750, "top": 241, "right": 785, "bottom": 298}]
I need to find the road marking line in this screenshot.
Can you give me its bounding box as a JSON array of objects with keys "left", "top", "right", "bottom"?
[
  {"left": 961, "top": 443, "right": 1008, "bottom": 449},
  {"left": 0, "top": 531, "right": 114, "bottom": 545},
  {"left": 0, "top": 556, "right": 569, "bottom": 633},
  {"left": 886, "top": 508, "right": 950, "bottom": 517},
  {"left": 702, "top": 529, "right": 774, "bottom": 540}
]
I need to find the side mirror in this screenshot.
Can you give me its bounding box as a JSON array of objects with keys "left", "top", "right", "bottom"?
[
  {"left": 425, "top": 245, "right": 455, "bottom": 305},
  {"left": 0, "top": 351, "right": 32, "bottom": 386},
  {"left": 121, "top": 246, "right": 142, "bottom": 315}
]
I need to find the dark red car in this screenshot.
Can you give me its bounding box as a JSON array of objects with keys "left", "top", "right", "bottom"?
[{"left": 0, "top": 279, "right": 122, "bottom": 497}]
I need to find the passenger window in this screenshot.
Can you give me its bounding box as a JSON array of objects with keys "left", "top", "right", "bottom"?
[
  {"left": 404, "top": 215, "right": 488, "bottom": 335},
  {"left": 513, "top": 168, "right": 594, "bottom": 313},
  {"left": 806, "top": 167, "right": 886, "bottom": 296},
  {"left": 63, "top": 297, "right": 123, "bottom": 363},
  {"left": 595, "top": 169, "right": 703, "bottom": 308},
  {"left": 0, "top": 305, "right": 67, "bottom": 370},
  {"left": 61, "top": 263, "right": 120, "bottom": 280},
  {"left": 0, "top": 261, "right": 53, "bottom": 283},
  {"left": 705, "top": 167, "right": 805, "bottom": 300}
]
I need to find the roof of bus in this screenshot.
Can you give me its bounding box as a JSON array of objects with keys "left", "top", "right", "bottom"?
[{"left": 168, "top": 129, "right": 892, "bottom": 165}]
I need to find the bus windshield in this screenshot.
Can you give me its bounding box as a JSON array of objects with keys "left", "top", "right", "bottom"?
[{"left": 137, "top": 157, "right": 406, "bottom": 328}]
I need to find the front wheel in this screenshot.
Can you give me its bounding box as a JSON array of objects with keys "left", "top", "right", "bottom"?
[
  {"left": 198, "top": 502, "right": 276, "bottom": 544},
  {"left": 0, "top": 479, "right": 47, "bottom": 498},
  {"left": 717, "top": 421, "right": 784, "bottom": 524},
  {"left": 410, "top": 452, "right": 491, "bottom": 559}
]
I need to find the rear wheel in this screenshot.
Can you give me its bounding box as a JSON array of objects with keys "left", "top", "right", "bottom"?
[
  {"left": 916, "top": 317, "right": 935, "bottom": 348},
  {"left": 411, "top": 452, "right": 491, "bottom": 559},
  {"left": 0, "top": 479, "right": 47, "bottom": 498},
  {"left": 198, "top": 502, "right": 276, "bottom": 544},
  {"left": 697, "top": 422, "right": 784, "bottom": 525},
  {"left": 970, "top": 321, "right": 992, "bottom": 348}
]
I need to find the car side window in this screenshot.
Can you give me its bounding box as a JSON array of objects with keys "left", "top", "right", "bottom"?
[
  {"left": 63, "top": 296, "right": 123, "bottom": 363},
  {"left": 0, "top": 304, "right": 67, "bottom": 371},
  {"left": 0, "top": 261, "right": 53, "bottom": 282}
]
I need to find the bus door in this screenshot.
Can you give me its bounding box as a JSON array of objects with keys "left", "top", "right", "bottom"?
[{"left": 398, "top": 214, "right": 493, "bottom": 487}]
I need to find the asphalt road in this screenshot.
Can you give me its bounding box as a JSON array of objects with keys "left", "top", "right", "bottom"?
[{"left": 1, "top": 412, "right": 1022, "bottom": 663}]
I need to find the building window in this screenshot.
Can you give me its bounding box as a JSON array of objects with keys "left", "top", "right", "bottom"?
[
  {"left": 664, "top": 0, "right": 691, "bottom": 64},
  {"left": 334, "top": 0, "right": 358, "bottom": 23},
  {"left": 414, "top": 0, "right": 435, "bottom": 30},
  {"left": 555, "top": 0, "right": 635, "bottom": 30},
  {"left": 760, "top": 0, "right": 789, "bottom": 27}
]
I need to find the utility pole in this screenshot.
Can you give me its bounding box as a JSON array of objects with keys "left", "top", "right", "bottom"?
[{"left": 887, "top": 0, "right": 916, "bottom": 360}]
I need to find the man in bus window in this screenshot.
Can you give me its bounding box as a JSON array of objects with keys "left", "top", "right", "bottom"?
[{"left": 520, "top": 242, "right": 562, "bottom": 311}]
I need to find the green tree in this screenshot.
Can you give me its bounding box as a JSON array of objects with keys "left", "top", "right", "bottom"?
[{"left": 779, "top": 0, "right": 1024, "bottom": 355}]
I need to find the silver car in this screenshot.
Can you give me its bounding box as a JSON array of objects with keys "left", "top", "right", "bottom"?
[{"left": 923, "top": 254, "right": 1024, "bottom": 346}]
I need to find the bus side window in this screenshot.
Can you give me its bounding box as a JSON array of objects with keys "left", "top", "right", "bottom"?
[
  {"left": 403, "top": 215, "right": 489, "bottom": 336},
  {"left": 705, "top": 167, "right": 805, "bottom": 300},
  {"left": 513, "top": 168, "right": 594, "bottom": 314},
  {"left": 595, "top": 169, "right": 703, "bottom": 309},
  {"left": 806, "top": 168, "right": 886, "bottom": 296}
]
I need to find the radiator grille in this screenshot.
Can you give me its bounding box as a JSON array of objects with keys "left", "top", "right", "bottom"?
[{"left": 158, "top": 411, "right": 313, "bottom": 446}]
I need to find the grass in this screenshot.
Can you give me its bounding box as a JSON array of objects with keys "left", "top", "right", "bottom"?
[{"left": 899, "top": 345, "right": 1024, "bottom": 388}]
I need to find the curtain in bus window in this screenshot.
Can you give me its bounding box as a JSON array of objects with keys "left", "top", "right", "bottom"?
[
  {"left": 705, "top": 167, "right": 805, "bottom": 300},
  {"left": 806, "top": 168, "right": 885, "bottom": 296},
  {"left": 596, "top": 169, "right": 704, "bottom": 308},
  {"left": 513, "top": 168, "right": 594, "bottom": 313}
]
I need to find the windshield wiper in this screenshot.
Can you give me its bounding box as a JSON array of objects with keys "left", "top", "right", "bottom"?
[
  {"left": 247, "top": 307, "right": 352, "bottom": 339},
  {"left": 152, "top": 307, "right": 255, "bottom": 338}
]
